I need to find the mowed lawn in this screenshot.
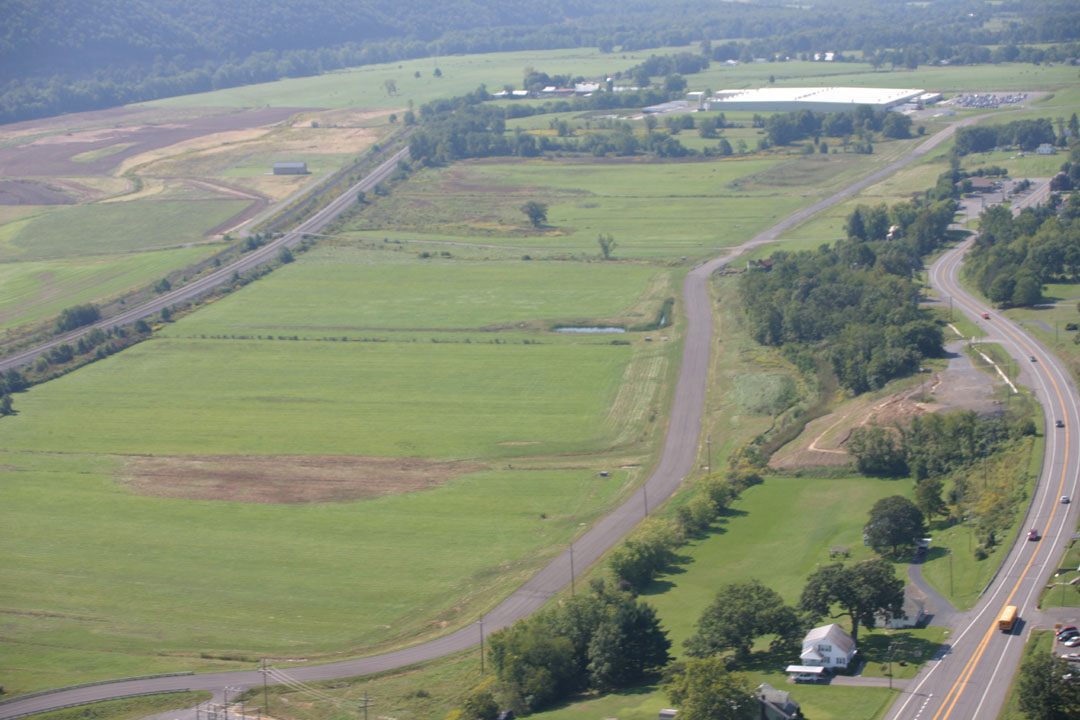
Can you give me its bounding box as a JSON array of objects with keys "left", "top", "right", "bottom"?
[
  {"left": 0, "top": 451, "right": 630, "bottom": 694},
  {"left": 346, "top": 156, "right": 846, "bottom": 258},
  {"left": 0, "top": 200, "right": 246, "bottom": 261},
  {"left": 530, "top": 475, "right": 916, "bottom": 720},
  {"left": 0, "top": 246, "right": 218, "bottom": 331},
  {"left": 160, "top": 248, "right": 666, "bottom": 336},
  {"left": 0, "top": 337, "right": 632, "bottom": 458}
]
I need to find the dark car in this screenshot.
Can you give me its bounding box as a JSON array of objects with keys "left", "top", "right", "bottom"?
[
  {"left": 1057, "top": 625, "right": 1078, "bottom": 639},
  {"left": 1057, "top": 420, "right": 1066, "bottom": 428},
  {"left": 1031, "top": 355, "right": 1038, "bottom": 362}
]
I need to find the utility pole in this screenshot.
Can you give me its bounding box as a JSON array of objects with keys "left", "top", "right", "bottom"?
[
  {"left": 643, "top": 484, "right": 649, "bottom": 516},
  {"left": 262, "top": 659, "right": 269, "bottom": 717},
  {"left": 706, "top": 438, "right": 713, "bottom": 473},
  {"left": 358, "top": 696, "right": 374, "bottom": 720},
  {"left": 948, "top": 548, "right": 954, "bottom": 597},
  {"left": 478, "top": 619, "right": 485, "bottom": 675}
]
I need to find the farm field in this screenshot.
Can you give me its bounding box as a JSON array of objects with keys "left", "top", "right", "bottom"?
[
  {"left": 0, "top": 229, "right": 682, "bottom": 691},
  {"left": 0, "top": 200, "right": 247, "bottom": 261},
  {"left": 0, "top": 101, "right": 391, "bottom": 336},
  {"left": 0, "top": 337, "right": 638, "bottom": 458},
  {"left": 160, "top": 247, "right": 670, "bottom": 337},
  {"left": 142, "top": 47, "right": 677, "bottom": 112},
  {"left": 0, "top": 246, "right": 216, "bottom": 331},
  {"left": 0, "top": 450, "right": 633, "bottom": 694},
  {"left": 342, "top": 146, "right": 918, "bottom": 260}
]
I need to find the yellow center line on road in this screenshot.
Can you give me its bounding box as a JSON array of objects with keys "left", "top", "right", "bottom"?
[{"left": 930, "top": 243, "right": 1071, "bottom": 720}]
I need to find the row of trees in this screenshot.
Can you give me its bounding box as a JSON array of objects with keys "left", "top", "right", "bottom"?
[
  {"left": 762, "top": 106, "right": 912, "bottom": 147},
  {"left": 482, "top": 580, "right": 670, "bottom": 715},
  {"left": 848, "top": 410, "right": 1030, "bottom": 479},
  {"left": 964, "top": 170, "right": 1080, "bottom": 308},
  {"left": 954, "top": 118, "right": 1058, "bottom": 155}
]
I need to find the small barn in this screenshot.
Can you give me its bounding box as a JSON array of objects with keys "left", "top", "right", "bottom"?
[{"left": 273, "top": 162, "right": 309, "bottom": 175}]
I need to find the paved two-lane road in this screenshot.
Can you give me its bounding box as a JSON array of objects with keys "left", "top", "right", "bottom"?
[{"left": 883, "top": 234, "right": 1080, "bottom": 720}]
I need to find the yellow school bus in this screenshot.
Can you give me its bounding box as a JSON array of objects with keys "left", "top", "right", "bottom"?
[{"left": 998, "top": 605, "right": 1018, "bottom": 632}]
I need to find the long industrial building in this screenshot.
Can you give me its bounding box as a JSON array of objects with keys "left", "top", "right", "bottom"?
[{"left": 706, "top": 87, "right": 925, "bottom": 113}]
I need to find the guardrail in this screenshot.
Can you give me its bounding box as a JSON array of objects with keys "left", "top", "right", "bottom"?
[
  {"left": 2, "top": 689, "right": 192, "bottom": 720},
  {"left": 0, "top": 673, "right": 193, "bottom": 706}
]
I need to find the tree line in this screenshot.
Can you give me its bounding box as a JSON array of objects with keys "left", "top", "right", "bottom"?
[
  {"left": 954, "top": 118, "right": 1060, "bottom": 156},
  {"left": 963, "top": 155, "right": 1080, "bottom": 308},
  {"left": 4, "top": 0, "right": 1080, "bottom": 125}
]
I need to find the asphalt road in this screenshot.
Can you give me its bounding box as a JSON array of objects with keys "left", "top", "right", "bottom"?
[
  {"left": 0, "top": 114, "right": 1017, "bottom": 718},
  {"left": 0, "top": 147, "right": 409, "bottom": 375},
  {"left": 883, "top": 231, "right": 1080, "bottom": 719}
]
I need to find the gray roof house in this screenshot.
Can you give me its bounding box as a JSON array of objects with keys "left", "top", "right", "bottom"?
[{"left": 757, "top": 683, "right": 801, "bottom": 720}]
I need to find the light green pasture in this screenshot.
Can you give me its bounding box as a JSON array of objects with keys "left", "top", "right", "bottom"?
[
  {"left": 344, "top": 155, "right": 882, "bottom": 258},
  {"left": 0, "top": 451, "right": 629, "bottom": 694},
  {"left": 143, "top": 48, "right": 669, "bottom": 111},
  {"left": 0, "top": 338, "right": 631, "bottom": 458},
  {"left": 0, "top": 246, "right": 216, "bottom": 331},
  {"left": 0, "top": 200, "right": 247, "bottom": 261},
  {"left": 160, "top": 247, "right": 665, "bottom": 336}
]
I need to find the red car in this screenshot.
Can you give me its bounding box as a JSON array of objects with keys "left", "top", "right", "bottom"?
[
  {"left": 981, "top": 312, "right": 991, "bottom": 319},
  {"left": 1027, "top": 529, "right": 1040, "bottom": 541}
]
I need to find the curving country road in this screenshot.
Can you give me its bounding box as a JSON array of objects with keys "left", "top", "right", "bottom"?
[
  {"left": 0, "top": 113, "right": 1012, "bottom": 719},
  {"left": 883, "top": 223, "right": 1080, "bottom": 718}
]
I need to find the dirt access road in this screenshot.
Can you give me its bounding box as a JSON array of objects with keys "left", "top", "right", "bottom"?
[{"left": 0, "top": 113, "right": 999, "bottom": 718}]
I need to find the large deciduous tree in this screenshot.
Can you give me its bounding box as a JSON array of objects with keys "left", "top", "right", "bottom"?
[
  {"left": 799, "top": 558, "right": 904, "bottom": 643},
  {"left": 1017, "top": 651, "right": 1080, "bottom": 719},
  {"left": 521, "top": 200, "right": 548, "bottom": 227},
  {"left": 663, "top": 657, "right": 757, "bottom": 720},
  {"left": 865, "top": 495, "right": 925, "bottom": 555},
  {"left": 684, "top": 580, "right": 801, "bottom": 662}
]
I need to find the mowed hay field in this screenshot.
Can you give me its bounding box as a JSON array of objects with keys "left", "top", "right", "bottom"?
[
  {"left": 0, "top": 246, "right": 214, "bottom": 331},
  {"left": 0, "top": 451, "right": 631, "bottom": 693},
  {"left": 0, "top": 240, "right": 681, "bottom": 691},
  {"left": 342, "top": 152, "right": 906, "bottom": 259}
]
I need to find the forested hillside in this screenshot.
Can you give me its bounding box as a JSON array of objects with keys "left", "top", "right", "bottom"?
[{"left": 2, "top": 0, "right": 1080, "bottom": 124}]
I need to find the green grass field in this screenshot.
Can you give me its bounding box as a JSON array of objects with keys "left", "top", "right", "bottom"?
[
  {"left": 142, "top": 47, "right": 670, "bottom": 111},
  {"left": 160, "top": 247, "right": 668, "bottom": 336},
  {"left": 0, "top": 449, "right": 636, "bottom": 694},
  {"left": 0, "top": 336, "right": 637, "bottom": 458},
  {"left": 343, "top": 151, "right": 907, "bottom": 259},
  {"left": 0, "top": 246, "right": 219, "bottom": 331},
  {"left": 0, "top": 200, "right": 247, "bottom": 262}
]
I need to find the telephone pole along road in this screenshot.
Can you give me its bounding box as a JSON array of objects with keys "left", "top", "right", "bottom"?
[
  {"left": 0, "top": 147, "right": 409, "bottom": 375},
  {"left": 0, "top": 114, "right": 1012, "bottom": 719}
]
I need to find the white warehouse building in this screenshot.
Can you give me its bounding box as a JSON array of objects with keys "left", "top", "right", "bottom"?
[{"left": 707, "top": 87, "right": 925, "bottom": 113}]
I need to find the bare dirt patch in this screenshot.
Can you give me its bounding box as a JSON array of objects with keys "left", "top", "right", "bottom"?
[
  {"left": 771, "top": 342, "right": 1003, "bottom": 470},
  {"left": 0, "top": 180, "right": 76, "bottom": 205},
  {"left": 0, "top": 107, "right": 309, "bottom": 178},
  {"left": 119, "top": 455, "right": 488, "bottom": 504}
]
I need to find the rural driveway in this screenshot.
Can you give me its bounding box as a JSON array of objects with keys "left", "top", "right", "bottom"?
[{"left": 0, "top": 113, "right": 1003, "bottom": 719}]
